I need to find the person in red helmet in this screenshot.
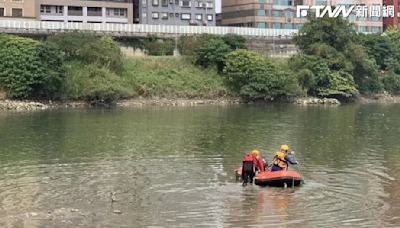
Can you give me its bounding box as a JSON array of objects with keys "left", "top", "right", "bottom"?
[{"left": 242, "top": 149, "right": 264, "bottom": 186}]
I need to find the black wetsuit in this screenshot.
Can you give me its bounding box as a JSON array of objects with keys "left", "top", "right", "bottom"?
[{"left": 242, "top": 161, "right": 255, "bottom": 186}]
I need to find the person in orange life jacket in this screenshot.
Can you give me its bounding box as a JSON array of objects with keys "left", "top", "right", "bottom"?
[
  {"left": 242, "top": 150, "right": 264, "bottom": 186},
  {"left": 271, "top": 145, "right": 298, "bottom": 172}
]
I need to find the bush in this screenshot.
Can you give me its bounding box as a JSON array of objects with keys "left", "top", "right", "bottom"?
[
  {"left": 178, "top": 33, "right": 220, "bottom": 57},
  {"left": 62, "top": 62, "right": 128, "bottom": 101},
  {"left": 0, "top": 34, "right": 64, "bottom": 98},
  {"left": 382, "top": 71, "right": 400, "bottom": 94},
  {"left": 224, "top": 49, "right": 301, "bottom": 100},
  {"left": 222, "top": 34, "right": 247, "bottom": 50},
  {"left": 317, "top": 71, "right": 359, "bottom": 98},
  {"left": 47, "top": 32, "right": 123, "bottom": 72},
  {"left": 194, "top": 38, "right": 231, "bottom": 71},
  {"left": 288, "top": 54, "right": 331, "bottom": 95},
  {"left": 143, "top": 35, "right": 174, "bottom": 56},
  {"left": 34, "top": 41, "right": 65, "bottom": 99}
]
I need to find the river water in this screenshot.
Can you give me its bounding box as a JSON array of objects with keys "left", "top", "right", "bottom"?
[{"left": 0, "top": 104, "right": 400, "bottom": 228}]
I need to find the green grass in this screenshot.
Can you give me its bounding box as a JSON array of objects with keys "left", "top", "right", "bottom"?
[
  {"left": 120, "top": 56, "right": 228, "bottom": 98},
  {"left": 61, "top": 56, "right": 229, "bottom": 100}
]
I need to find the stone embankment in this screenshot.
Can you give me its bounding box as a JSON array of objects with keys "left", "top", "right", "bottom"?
[
  {"left": 0, "top": 100, "right": 49, "bottom": 110},
  {"left": 116, "top": 97, "right": 242, "bottom": 107},
  {"left": 0, "top": 99, "right": 87, "bottom": 111},
  {"left": 294, "top": 97, "right": 341, "bottom": 105},
  {"left": 0, "top": 97, "right": 243, "bottom": 110}
]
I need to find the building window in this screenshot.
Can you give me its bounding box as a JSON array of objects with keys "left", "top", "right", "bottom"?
[
  {"left": 372, "top": 16, "right": 380, "bottom": 21},
  {"left": 286, "top": 23, "right": 293, "bottom": 29},
  {"left": 88, "top": 7, "right": 101, "bottom": 11},
  {"left": 207, "top": 14, "right": 212, "bottom": 21},
  {"left": 258, "top": 9, "right": 266, "bottom": 16},
  {"left": 359, "top": 26, "right": 367, "bottom": 32},
  {"left": 169, "top": 0, "right": 173, "bottom": 3},
  {"left": 285, "top": 10, "right": 293, "bottom": 17},
  {"left": 106, "top": 8, "right": 126, "bottom": 17},
  {"left": 0, "top": 8, "right": 4, "bottom": 17},
  {"left": 372, "top": 26, "right": 380, "bottom": 33},
  {"left": 69, "top": 6, "right": 82, "bottom": 11},
  {"left": 161, "top": 12, "right": 168, "bottom": 19},
  {"left": 181, "top": 13, "right": 190, "bottom": 19},
  {"left": 196, "top": 14, "right": 202, "bottom": 20},
  {"left": 162, "top": 0, "right": 168, "bottom": 6},
  {"left": 258, "top": 22, "right": 266, "bottom": 28},
  {"left": 12, "top": 8, "right": 23, "bottom": 17},
  {"left": 152, "top": 12, "right": 159, "bottom": 18},
  {"left": 272, "top": 10, "right": 280, "bottom": 16},
  {"left": 142, "top": 12, "right": 147, "bottom": 17},
  {"left": 315, "top": 0, "right": 326, "bottom": 5},
  {"left": 259, "top": 0, "right": 265, "bottom": 3},
  {"left": 56, "top": 6, "right": 63, "bottom": 14},
  {"left": 40, "top": 5, "right": 51, "bottom": 13},
  {"left": 195, "top": 1, "right": 202, "bottom": 7},
  {"left": 175, "top": 0, "right": 179, "bottom": 4},
  {"left": 206, "top": 2, "right": 213, "bottom": 8},
  {"left": 114, "top": 8, "right": 126, "bottom": 16},
  {"left": 349, "top": 14, "right": 355, "bottom": 21},
  {"left": 273, "top": 22, "right": 281, "bottom": 29},
  {"left": 273, "top": 0, "right": 292, "bottom": 6},
  {"left": 153, "top": 0, "right": 159, "bottom": 6},
  {"left": 297, "top": 23, "right": 303, "bottom": 29},
  {"left": 142, "top": 0, "right": 147, "bottom": 7},
  {"left": 175, "top": 13, "right": 179, "bottom": 17},
  {"left": 169, "top": 13, "right": 173, "bottom": 17},
  {"left": 180, "top": 0, "right": 191, "bottom": 7}
]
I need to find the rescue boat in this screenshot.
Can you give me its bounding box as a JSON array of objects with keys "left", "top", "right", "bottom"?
[{"left": 235, "top": 167, "right": 303, "bottom": 187}]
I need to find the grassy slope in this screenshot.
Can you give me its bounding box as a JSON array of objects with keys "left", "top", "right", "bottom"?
[{"left": 120, "top": 56, "right": 228, "bottom": 98}]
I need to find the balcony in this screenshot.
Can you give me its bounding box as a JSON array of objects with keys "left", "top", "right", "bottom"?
[
  {"left": 68, "top": 7, "right": 83, "bottom": 16},
  {"left": 87, "top": 7, "right": 102, "bottom": 17}
]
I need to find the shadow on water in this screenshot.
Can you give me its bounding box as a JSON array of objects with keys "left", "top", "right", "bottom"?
[{"left": 0, "top": 104, "right": 399, "bottom": 227}]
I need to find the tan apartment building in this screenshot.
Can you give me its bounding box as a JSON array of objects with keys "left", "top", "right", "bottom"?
[
  {"left": 0, "top": 0, "right": 36, "bottom": 19},
  {"left": 1, "top": 0, "right": 133, "bottom": 23},
  {"left": 36, "top": 0, "right": 133, "bottom": 23},
  {"left": 220, "top": 0, "right": 383, "bottom": 33}
]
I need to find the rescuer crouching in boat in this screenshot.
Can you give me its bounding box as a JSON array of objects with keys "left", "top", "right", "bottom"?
[
  {"left": 271, "top": 145, "right": 298, "bottom": 172},
  {"left": 242, "top": 150, "right": 264, "bottom": 186}
]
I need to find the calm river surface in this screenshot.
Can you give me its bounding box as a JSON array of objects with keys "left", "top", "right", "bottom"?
[{"left": 0, "top": 104, "right": 400, "bottom": 228}]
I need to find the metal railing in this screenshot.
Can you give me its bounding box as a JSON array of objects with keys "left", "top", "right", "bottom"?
[{"left": 0, "top": 20, "right": 300, "bottom": 37}]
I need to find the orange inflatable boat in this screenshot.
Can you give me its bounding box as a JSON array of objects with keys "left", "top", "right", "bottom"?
[{"left": 235, "top": 167, "right": 302, "bottom": 187}]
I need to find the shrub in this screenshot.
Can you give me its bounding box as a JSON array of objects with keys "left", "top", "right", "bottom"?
[
  {"left": 224, "top": 49, "right": 301, "bottom": 100},
  {"left": 0, "top": 34, "right": 64, "bottom": 98},
  {"left": 62, "top": 62, "right": 128, "bottom": 101}
]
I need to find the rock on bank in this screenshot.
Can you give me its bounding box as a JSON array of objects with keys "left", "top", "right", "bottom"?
[
  {"left": 0, "top": 100, "right": 49, "bottom": 110},
  {"left": 116, "top": 97, "right": 242, "bottom": 106},
  {"left": 0, "top": 98, "right": 242, "bottom": 110},
  {"left": 294, "top": 97, "right": 341, "bottom": 105}
]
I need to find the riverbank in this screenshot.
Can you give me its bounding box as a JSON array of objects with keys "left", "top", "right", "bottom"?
[
  {"left": 0, "top": 97, "right": 243, "bottom": 111},
  {"left": 4, "top": 95, "right": 400, "bottom": 111}
]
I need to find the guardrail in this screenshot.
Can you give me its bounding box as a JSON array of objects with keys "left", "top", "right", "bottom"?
[{"left": 0, "top": 20, "right": 300, "bottom": 37}]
